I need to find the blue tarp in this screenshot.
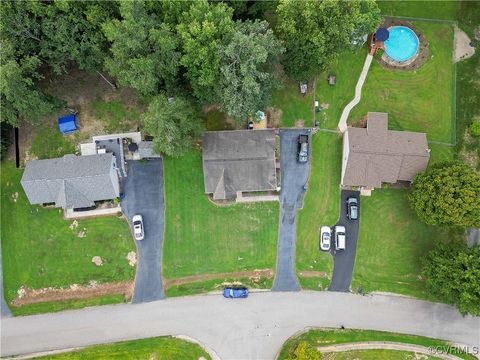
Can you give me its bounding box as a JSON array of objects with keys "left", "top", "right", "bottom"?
[{"left": 58, "top": 114, "right": 78, "bottom": 134}]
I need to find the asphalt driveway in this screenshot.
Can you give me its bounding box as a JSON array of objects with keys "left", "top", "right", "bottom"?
[
  {"left": 272, "top": 129, "right": 311, "bottom": 292},
  {"left": 121, "top": 159, "right": 165, "bottom": 303},
  {"left": 328, "top": 189, "right": 360, "bottom": 292}
]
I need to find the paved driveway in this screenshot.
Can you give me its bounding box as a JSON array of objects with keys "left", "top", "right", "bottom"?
[
  {"left": 272, "top": 129, "right": 311, "bottom": 292},
  {"left": 328, "top": 190, "right": 360, "bottom": 292},
  {"left": 121, "top": 160, "right": 165, "bottom": 303},
  {"left": 2, "top": 292, "right": 479, "bottom": 359}
]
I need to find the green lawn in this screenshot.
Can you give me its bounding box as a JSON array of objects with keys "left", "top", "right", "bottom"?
[
  {"left": 1, "top": 162, "right": 135, "bottom": 313},
  {"left": 296, "top": 132, "right": 340, "bottom": 289},
  {"left": 163, "top": 150, "right": 279, "bottom": 281},
  {"left": 378, "top": 1, "right": 458, "bottom": 20},
  {"left": 351, "top": 189, "right": 462, "bottom": 299},
  {"left": 278, "top": 328, "right": 476, "bottom": 360},
  {"left": 319, "top": 349, "right": 439, "bottom": 360},
  {"left": 36, "top": 336, "right": 211, "bottom": 360},
  {"left": 30, "top": 121, "right": 77, "bottom": 160},
  {"left": 11, "top": 295, "right": 126, "bottom": 317},
  {"left": 166, "top": 277, "right": 273, "bottom": 297},
  {"left": 315, "top": 48, "right": 367, "bottom": 130},
  {"left": 92, "top": 99, "right": 141, "bottom": 133},
  {"left": 272, "top": 79, "right": 313, "bottom": 128},
  {"left": 348, "top": 21, "right": 454, "bottom": 143}
]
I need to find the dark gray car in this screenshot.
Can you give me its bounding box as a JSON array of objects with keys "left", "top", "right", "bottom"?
[{"left": 347, "top": 197, "right": 358, "bottom": 220}]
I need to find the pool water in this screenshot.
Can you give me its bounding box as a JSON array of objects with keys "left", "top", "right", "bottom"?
[{"left": 384, "top": 26, "right": 419, "bottom": 62}]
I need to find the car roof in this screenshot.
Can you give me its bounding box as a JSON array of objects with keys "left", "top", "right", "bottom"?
[{"left": 335, "top": 225, "right": 345, "bottom": 232}]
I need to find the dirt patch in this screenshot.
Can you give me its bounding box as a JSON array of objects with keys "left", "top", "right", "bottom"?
[
  {"left": 295, "top": 120, "right": 305, "bottom": 128},
  {"left": 91, "top": 256, "right": 103, "bottom": 266},
  {"left": 126, "top": 251, "right": 137, "bottom": 267},
  {"left": 11, "top": 281, "right": 133, "bottom": 307},
  {"left": 454, "top": 26, "right": 475, "bottom": 62},
  {"left": 298, "top": 271, "right": 328, "bottom": 278},
  {"left": 69, "top": 220, "right": 79, "bottom": 230},
  {"left": 164, "top": 269, "right": 274, "bottom": 288},
  {"left": 266, "top": 107, "right": 282, "bottom": 128}
]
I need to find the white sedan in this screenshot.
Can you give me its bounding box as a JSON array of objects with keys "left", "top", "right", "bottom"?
[
  {"left": 132, "top": 215, "right": 144, "bottom": 241},
  {"left": 320, "top": 226, "right": 331, "bottom": 251}
]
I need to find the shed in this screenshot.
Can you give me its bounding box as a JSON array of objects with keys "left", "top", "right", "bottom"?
[
  {"left": 328, "top": 75, "right": 336, "bottom": 85},
  {"left": 58, "top": 114, "right": 78, "bottom": 135}
]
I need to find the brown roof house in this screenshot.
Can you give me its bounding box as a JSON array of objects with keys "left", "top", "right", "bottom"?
[
  {"left": 341, "top": 112, "right": 430, "bottom": 190},
  {"left": 202, "top": 130, "right": 277, "bottom": 201}
]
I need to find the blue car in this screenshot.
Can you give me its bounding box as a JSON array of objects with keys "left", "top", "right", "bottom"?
[{"left": 223, "top": 287, "right": 249, "bottom": 298}]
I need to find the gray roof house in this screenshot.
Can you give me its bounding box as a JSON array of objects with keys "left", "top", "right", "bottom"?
[
  {"left": 21, "top": 153, "right": 120, "bottom": 210},
  {"left": 202, "top": 130, "right": 277, "bottom": 200},
  {"left": 341, "top": 112, "right": 430, "bottom": 189}
]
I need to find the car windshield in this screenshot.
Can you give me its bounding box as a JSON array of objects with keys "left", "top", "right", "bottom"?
[
  {"left": 133, "top": 221, "right": 141, "bottom": 226},
  {"left": 323, "top": 233, "right": 330, "bottom": 241}
]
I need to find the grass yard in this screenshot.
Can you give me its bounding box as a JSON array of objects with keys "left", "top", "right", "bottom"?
[
  {"left": 271, "top": 79, "right": 313, "bottom": 128},
  {"left": 348, "top": 21, "right": 455, "bottom": 143},
  {"left": 378, "top": 0, "right": 458, "bottom": 20},
  {"left": 1, "top": 161, "right": 135, "bottom": 313},
  {"left": 351, "top": 189, "right": 462, "bottom": 299},
  {"left": 296, "top": 132, "right": 340, "bottom": 289},
  {"left": 30, "top": 121, "right": 77, "bottom": 160},
  {"left": 37, "top": 336, "right": 211, "bottom": 360},
  {"left": 278, "top": 328, "right": 476, "bottom": 360},
  {"left": 91, "top": 99, "right": 141, "bottom": 133},
  {"left": 163, "top": 150, "right": 279, "bottom": 283},
  {"left": 315, "top": 48, "right": 367, "bottom": 130},
  {"left": 166, "top": 277, "right": 273, "bottom": 297}
]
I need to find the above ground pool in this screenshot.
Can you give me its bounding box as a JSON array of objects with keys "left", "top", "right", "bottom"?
[{"left": 384, "top": 26, "right": 419, "bottom": 62}]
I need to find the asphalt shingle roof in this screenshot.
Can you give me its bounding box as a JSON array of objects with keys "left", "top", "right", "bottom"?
[
  {"left": 21, "top": 154, "right": 119, "bottom": 209},
  {"left": 342, "top": 112, "right": 430, "bottom": 188},
  {"left": 202, "top": 130, "right": 277, "bottom": 200}
]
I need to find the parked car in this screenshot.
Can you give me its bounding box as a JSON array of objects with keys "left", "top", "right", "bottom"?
[
  {"left": 132, "top": 214, "right": 144, "bottom": 241},
  {"left": 320, "top": 226, "right": 331, "bottom": 251},
  {"left": 346, "top": 197, "right": 359, "bottom": 220},
  {"left": 334, "top": 226, "right": 346, "bottom": 250},
  {"left": 297, "top": 135, "right": 309, "bottom": 163},
  {"left": 223, "top": 287, "right": 249, "bottom": 298}
]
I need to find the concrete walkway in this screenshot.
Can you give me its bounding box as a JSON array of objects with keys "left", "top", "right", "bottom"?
[
  {"left": 316, "top": 341, "right": 464, "bottom": 360},
  {"left": 337, "top": 54, "right": 373, "bottom": 133},
  {"left": 2, "top": 292, "right": 479, "bottom": 359}
]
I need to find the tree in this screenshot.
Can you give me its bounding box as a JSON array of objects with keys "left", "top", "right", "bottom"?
[
  {"left": 276, "top": 0, "right": 380, "bottom": 80},
  {"left": 0, "top": 54, "right": 61, "bottom": 127},
  {"left": 142, "top": 95, "right": 203, "bottom": 157},
  {"left": 422, "top": 243, "right": 480, "bottom": 316},
  {"left": 1, "top": 0, "right": 117, "bottom": 74},
  {"left": 102, "top": 1, "right": 180, "bottom": 95},
  {"left": 218, "top": 20, "right": 284, "bottom": 123},
  {"left": 177, "top": 0, "right": 235, "bottom": 104},
  {"left": 409, "top": 162, "right": 480, "bottom": 228}
]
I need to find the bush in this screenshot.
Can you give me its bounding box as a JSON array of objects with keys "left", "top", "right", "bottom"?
[{"left": 469, "top": 121, "right": 480, "bottom": 137}]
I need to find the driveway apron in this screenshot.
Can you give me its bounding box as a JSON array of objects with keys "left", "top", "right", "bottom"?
[
  {"left": 272, "top": 129, "right": 311, "bottom": 291},
  {"left": 328, "top": 190, "right": 360, "bottom": 292},
  {"left": 121, "top": 159, "right": 165, "bottom": 303}
]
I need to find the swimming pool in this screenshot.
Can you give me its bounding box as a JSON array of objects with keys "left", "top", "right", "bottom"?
[{"left": 384, "top": 26, "right": 419, "bottom": 62}]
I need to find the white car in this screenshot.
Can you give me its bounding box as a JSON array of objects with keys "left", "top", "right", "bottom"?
[
  {"left": 334, "top": 225, "right": 346, "bottom": 250},
  {"left": 319, "top": 226, "right": 331, "bottom": 251},
  {"left": 132, "top": 215, "right": 144, "bottom": 241}
]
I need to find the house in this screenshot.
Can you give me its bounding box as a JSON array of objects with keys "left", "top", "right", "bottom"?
[
  {"left": 202, "top": 130, "right": 277, "bottom": 201},
  {"left": 341, "top": 112, "right": 430, "bottom": 190},
  {"left": 21, "top": 153, "right": 120, "bottom": 210}
]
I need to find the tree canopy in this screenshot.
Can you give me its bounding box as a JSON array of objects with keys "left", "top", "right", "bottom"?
[
  {"left": 276, "top": 0, "right": 380, "bottom": 80},
  {"left": 102, "top": 1, "right": 180, "bottom": 95},
  {"left": 409, "top": 162, "right": 480, "bottom": 228},
  {"left": 423, "top": 243, "right": 480, "bottom": 316},
  {"left": 177, "top": 0, "right": 235, "bottom": 104},
  {"left": 218, "top": 20, "right": 284, "bottom": 122},
  {"left": 142, "top": 94, "right": 203, "bottom": 157}
]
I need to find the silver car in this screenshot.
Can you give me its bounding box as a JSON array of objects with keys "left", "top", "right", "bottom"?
[
  {"left": 132, "top": 214, "right": 144, "bottom": 241},
  {"left": 320, "top": 226, "right": 331, "bottom": 251}
]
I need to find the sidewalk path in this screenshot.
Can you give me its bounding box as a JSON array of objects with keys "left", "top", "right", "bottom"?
[
  {"left": 316, "top": 341, "right": 464, "bottom": 360},
  {"left": 338, "top": 54, "right": 373, "bottom": 133},
  {"left": 2, "top": 292, "right": 479, "bottom": 359}
]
